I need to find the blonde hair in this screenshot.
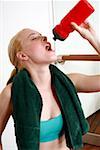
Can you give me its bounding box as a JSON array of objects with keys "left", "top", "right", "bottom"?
[
  {"left": 7, "top": 29, "right": 27, "bottom": 84},
  {"left": 8, "top": 30, "right": 24, "bottom": 67}
]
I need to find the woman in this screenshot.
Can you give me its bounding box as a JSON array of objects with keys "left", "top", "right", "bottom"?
[{"left": 0, "top": 22, "right": 100, "bottom": 150}]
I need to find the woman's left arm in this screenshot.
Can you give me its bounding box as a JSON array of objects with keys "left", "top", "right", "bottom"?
[
  {"left": 67, "top": 73, "right": 100, "bottom": 93},
  {"left": 71, "top": 22, "right": 100, "bottom": 55}
]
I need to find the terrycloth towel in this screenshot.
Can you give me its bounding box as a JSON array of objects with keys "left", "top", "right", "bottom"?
[
  {"left": 11, "top": 64, "right": 89, "bottom": 150},
  {"left": 50, "top": 65, "right": 89, "bottom": 149}
]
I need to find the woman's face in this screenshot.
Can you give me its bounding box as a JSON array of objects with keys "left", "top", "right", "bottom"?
[{"left": 19, "top": 29, "right": 57, "bottom": 65}]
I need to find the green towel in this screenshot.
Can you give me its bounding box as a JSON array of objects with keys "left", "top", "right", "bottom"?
[{"left": 11, "top": 64, "right": 89, "bottom": 150}]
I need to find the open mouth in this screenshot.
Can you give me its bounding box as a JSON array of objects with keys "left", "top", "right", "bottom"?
[{"left": 45, "top": 42, "right": 53, "bottom": 51}]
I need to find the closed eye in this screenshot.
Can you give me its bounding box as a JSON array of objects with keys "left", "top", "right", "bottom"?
[
  {"left": 31, "top": 37, "right": 38, "bottom": 40},
  {"left": 31, "top": 35, "right": 42, "bottom": 40}
]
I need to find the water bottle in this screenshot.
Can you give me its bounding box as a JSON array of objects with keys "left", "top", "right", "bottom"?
[{"left": 52, "top": 0, "right": 95, "bottom": 41}]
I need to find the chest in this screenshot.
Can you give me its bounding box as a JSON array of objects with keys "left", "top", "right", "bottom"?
[{"left": 38, "top": 87, "right": 61, "bottom": 121}]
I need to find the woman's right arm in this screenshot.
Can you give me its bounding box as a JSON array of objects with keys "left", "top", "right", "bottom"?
[{"left": 0, "top": 83, "right": 13, "bottom": 150}]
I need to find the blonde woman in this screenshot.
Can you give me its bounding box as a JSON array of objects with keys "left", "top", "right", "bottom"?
[{"left": 0, "top": 22, "right": 100, "bottom": 150}]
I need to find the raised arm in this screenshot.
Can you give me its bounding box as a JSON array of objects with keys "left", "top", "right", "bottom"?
[
  {"left": 71, "top": 22, "right": 100, "bottom": 55},
  {"left": 67, "top": 73, "right": 100, "bottom": 93},
  {"left": 0, "top": 83, "right": 12, "bottom": 149}
]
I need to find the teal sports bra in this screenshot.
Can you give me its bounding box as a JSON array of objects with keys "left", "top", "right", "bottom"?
[{"left": 40, "top": 113, "right": 64, "bottom": 142}]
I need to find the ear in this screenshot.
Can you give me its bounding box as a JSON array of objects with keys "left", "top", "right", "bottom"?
[{"left": 16, "top": 51, "right": 29, "bottom": 61}]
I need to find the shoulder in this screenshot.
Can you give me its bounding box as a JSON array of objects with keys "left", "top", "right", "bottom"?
[
  {"left": 67, "top": 73, "right": 79, "bottom": 87},
  {"left": 0, "top": 83, "right": 12, "bottom": 100},
  {"left": 0, "top": 83, "right": 13, "bottom": 115},
  {"left": 0, "top": 83, "right": 13, "bottom": 130},
  {"left": 67, "top": 73, "right": 86, "bottom": 89}
]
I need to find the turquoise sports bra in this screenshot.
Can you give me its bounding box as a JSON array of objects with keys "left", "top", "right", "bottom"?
[{"left": 40, "top": 113, "right": 64, "bottom": 142}]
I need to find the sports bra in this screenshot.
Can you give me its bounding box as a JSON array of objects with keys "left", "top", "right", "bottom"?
[{"left": 40, "top": 113, "right": 64, "bottom": 142}]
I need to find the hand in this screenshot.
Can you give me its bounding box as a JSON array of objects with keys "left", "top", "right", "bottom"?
[
  {"left": 71, "top": 22, "right": 100, "bottom": 54},
  {"left": 56, "top": 55, "right": 65, "bottom": 64},
  {"left": 71, "top": 21, "right": 95, "bottom": 41}
]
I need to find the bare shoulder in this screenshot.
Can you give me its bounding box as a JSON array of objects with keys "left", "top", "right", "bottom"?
[
  {"left": 66, "top": 73, "right": 86, "bottom": 89},
  {"left": 0, "top": 83, "right": 13, "bottom": 117},
  {"left": 0, "top": 83, "right": 13, "bottom": 135},
  {"left": 0, "top": 83, "right": 12, "bottom": 102},
  {"left": 67, "top": 73, "right": 79, "bottom": 87}
]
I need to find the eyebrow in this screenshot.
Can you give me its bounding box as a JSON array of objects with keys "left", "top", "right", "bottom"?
[{"left": 27, "top": 33, "right": 41, "bottom": 38}]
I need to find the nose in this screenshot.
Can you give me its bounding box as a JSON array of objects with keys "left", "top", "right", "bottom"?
[{"left": 41, "top": 36, "right": 47, "bottom": 42}]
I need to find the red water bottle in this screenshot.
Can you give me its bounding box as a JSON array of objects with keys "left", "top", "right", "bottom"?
[{"left": 53, "top": 0, "right": 95, "bottom": 41}]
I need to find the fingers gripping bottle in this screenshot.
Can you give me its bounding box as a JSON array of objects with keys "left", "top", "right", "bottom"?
[{"left": 52, "top": 0, "right": 95, "bottom": 41}]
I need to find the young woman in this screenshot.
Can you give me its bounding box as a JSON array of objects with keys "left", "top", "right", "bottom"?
[{"left": 0, "top": 22, "right": 100, "bottom": 150}]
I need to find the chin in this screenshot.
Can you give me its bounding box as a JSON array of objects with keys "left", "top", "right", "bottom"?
[
  {"left": 50, "top": 57, "right": 57, "bottom": 63},
  {"left": 43, "top": 56, "right": 57, "bottom": 64}
]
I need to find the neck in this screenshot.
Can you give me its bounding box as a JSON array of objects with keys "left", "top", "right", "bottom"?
[{"left": 25, "top": 63, "right": 51, "bottom": 89}]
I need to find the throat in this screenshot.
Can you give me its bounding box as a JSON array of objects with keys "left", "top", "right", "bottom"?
[
  {"left": 29, "top": 67, "right": 51, "bottom": 88},
  {"left": 33, "top": 75, "right": 51, "bottom": 91}
]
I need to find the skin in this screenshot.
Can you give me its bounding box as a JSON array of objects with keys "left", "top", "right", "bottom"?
[
  {"left": 0, "top": 22, "right": 100, "bottom": 150},
  {"left": 71, "top": 22, "right": 100, "bottom": 55}
]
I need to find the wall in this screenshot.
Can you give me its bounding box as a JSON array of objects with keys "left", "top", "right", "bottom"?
[{"left": 0, "top": 0, "right": 100, "bottom": 149}]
